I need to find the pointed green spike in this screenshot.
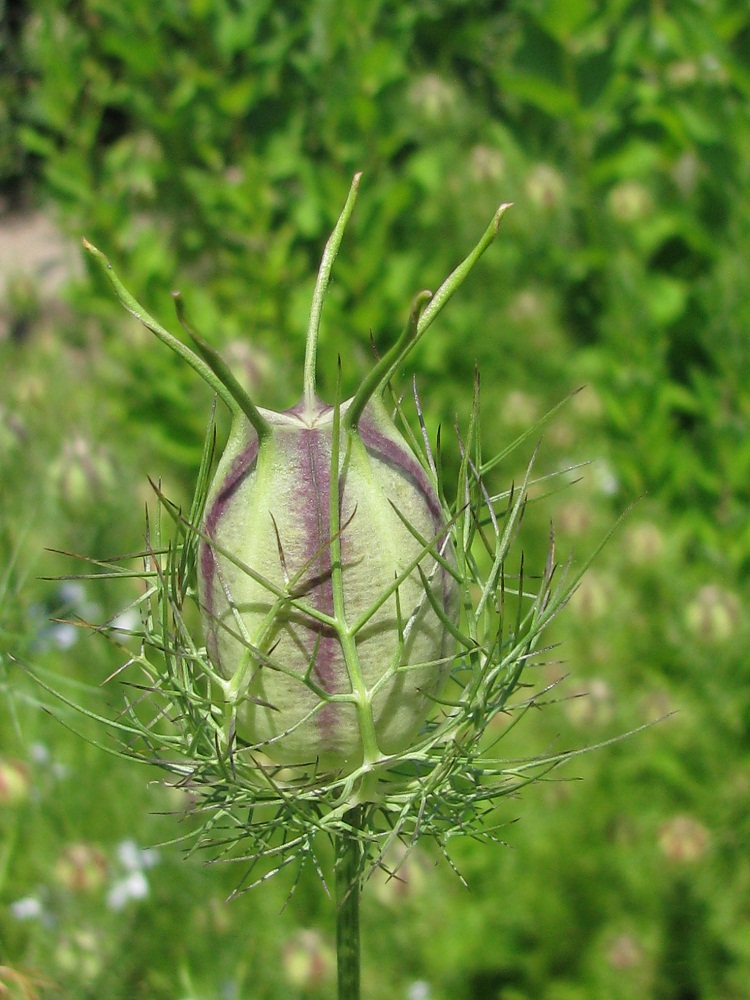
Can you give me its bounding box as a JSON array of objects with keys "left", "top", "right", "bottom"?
[
  {"left": 173, "top": 291, "right": 271, "bottom": 441},
  {"left": 303, "top": 172, "right": 362, "bottom": 410},
  {"left": 382, "top": 202, "right": 513, "bottom": 387},
  {"left": 344, "top": 289, "right": 432, "bottom": 432},
  {"left": 82, "top": 239, "right": 241, "bottom": 417}
]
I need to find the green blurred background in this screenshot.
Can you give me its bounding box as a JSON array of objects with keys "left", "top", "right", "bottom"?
[{"left": 1, "top": 1, "right": 749, "bottom": 997}]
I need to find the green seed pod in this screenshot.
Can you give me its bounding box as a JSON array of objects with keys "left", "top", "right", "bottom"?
[
  {"left": 83, "top": 177, "right": 511, "bottom": 787},
  {"left": 198, "top": 391, "right": 457, "bottom": 772}
]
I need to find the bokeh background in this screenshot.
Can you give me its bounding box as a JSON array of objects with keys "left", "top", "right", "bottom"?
[{"left": 2, "top": 2, "right": 749, "bottom": 998}]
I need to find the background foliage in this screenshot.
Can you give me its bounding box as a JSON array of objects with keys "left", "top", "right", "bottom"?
[{"left": 2, "top": 1, "right": 749, "bottom": 997}]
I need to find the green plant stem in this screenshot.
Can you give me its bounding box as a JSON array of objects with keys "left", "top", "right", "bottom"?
[
  {"left": 335, "top": 807, "right": 363, "bottom": 1000},
  {"left": 81, "top": 239, "right": 240, "bottom": 418},
  {"left": 382, "top": 202, "right": 512, "bottom": 386},
  {"left": 304, "top": 172, "right": 362, "bottom": 410}
]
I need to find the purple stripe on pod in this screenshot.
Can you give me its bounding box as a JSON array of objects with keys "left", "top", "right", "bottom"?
[
  {"left": 200, "top": 431, "right": 260, "bottom": 656},
  {"left": 296, "top": 427, "right": 341, "bottom": 742},
  {"left": 357, "top": 412, "right": 455, "bottom": 611},
  {"left": 357, "top": 417, "right": 443, "bottom": 532}
]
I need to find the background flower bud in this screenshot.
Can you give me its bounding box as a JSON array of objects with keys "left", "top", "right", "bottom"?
[
  {"left": 0, "top": 758, "right": 29, "bottom": 807},
  {"left": 199, "top": 395, "right": 457, "bottom": 773},
  {"left": 282, "top": 929, "right": 335, "bottom": 990},
  {"left": 53, "top": 843, "right": 108, "bottom": 893},
  {"left": 658, "top": 815, "right": 710, "bottom": 863},
  {"left": 684, "top": 584, "right": 740, "bottom": 643},
  {"left": 49, "top": 434, "right": 117, "bottom": 512},
  {"left": 525, "top": 163, "right": 565, "bottom": 210},
  {"left": 371, "top": 843, "right": 427, "bottom": 907}
]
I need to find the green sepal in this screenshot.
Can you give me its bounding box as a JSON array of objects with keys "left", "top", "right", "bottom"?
[
  {"left": 82, "top": 238, "right": 240, "bottom": 417},
  {"left": 344, "top": 289, "right": 432, "bottom": 432},
  {"left": 172, "top": 292, "right": 272, "bottom": 442}
]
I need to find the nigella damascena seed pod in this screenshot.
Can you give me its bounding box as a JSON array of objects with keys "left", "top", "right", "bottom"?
[
  {"left": 82, "top": 175, "right": 495, "bottom": 778},
  {"left": 198, "top": 391, "right": 458, "bottom": 773}
]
